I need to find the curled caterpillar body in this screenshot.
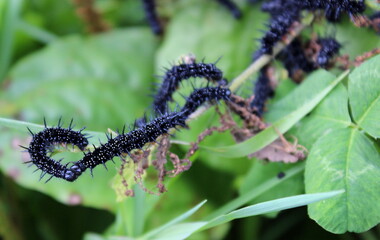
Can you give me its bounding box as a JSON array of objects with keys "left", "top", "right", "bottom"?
[
  {"left": 26, "top": 87, "right": 231, "bottom": 182},
  {"left": 153, "top": 62, "right": 224, "bottom": 115},
  {"left": 25, "top": 122, "right": 89, "bottom": 181}
]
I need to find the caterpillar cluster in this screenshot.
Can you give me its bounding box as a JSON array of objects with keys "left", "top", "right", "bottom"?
[
  {"left": 277, "top": 37, "right": 341, "bottom": 81},
  {"left": 278, "top": 38, "right": 316, "bottom": 80},
  {"left": 25, "top": 86, "right": 231, "bottom": 182},
  {"left": 255, "top": 0, "right": 365, "bottom": 58},
  {"left": 250, "top": 0, "right": 364, "bottom": 115}
]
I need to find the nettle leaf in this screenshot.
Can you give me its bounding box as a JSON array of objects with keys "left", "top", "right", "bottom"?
[
  {"left": 349, "top": 55, "right": 380, "bottom": 139},
  {"left": 0, "top": 28, "right": 158, "bottom": 211},
  {"left": 305, "top": 128, "right": 380, "bottom": 233},
  {"left": 5, "top": 28, "right": 158, "bottom": 130}
]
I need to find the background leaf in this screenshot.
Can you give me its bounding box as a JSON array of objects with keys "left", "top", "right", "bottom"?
[{"left": 0, "top": 28, "right": 158, "bottom": 210}]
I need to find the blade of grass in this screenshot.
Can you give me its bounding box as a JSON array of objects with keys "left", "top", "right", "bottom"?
[
  {"left": 142, "top": 222, "right": 208, "bottom": 240},
  {"left": 201, "top": 70, "right": 350, "bottom": 158},
  {"left": 0, "top": 0, "right": 22, "bottom": 82},
  {"left": 198, "top": 190, "right": 344, "bottom": 231},
  {"left": 204, "top": 162, "right": 305, "bottom": 220},
  {"left": 138, "top": 200, "right": 207, "bottom": 240},
  {"left": 147, "top": 190, "right": 344, "bottom": 239}
]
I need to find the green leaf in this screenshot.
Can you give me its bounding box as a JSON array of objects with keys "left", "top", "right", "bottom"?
[
  {"left": 349, "top": 54, "right": 380, "bottom": 138},
  {"left": 201, "top": 70, "right": 348, "bottom": 158},
  {"left": 305, "top": 128, "right": 380, "bottom": 233}
]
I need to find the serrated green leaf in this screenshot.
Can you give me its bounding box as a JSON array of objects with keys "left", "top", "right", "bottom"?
[
  {"left": 349, "top": 55, "right": 380, "bottom": 139},
  {"left": 201, "top": 70, "right": 348, "bottom": 158},
  {"left": 305, "top": 128, "right": 380, "bottom": 233}
]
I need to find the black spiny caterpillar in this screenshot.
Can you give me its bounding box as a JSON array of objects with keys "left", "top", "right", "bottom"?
[{"left": 25, "top": 87, "right": 231, "bottom": 182}]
